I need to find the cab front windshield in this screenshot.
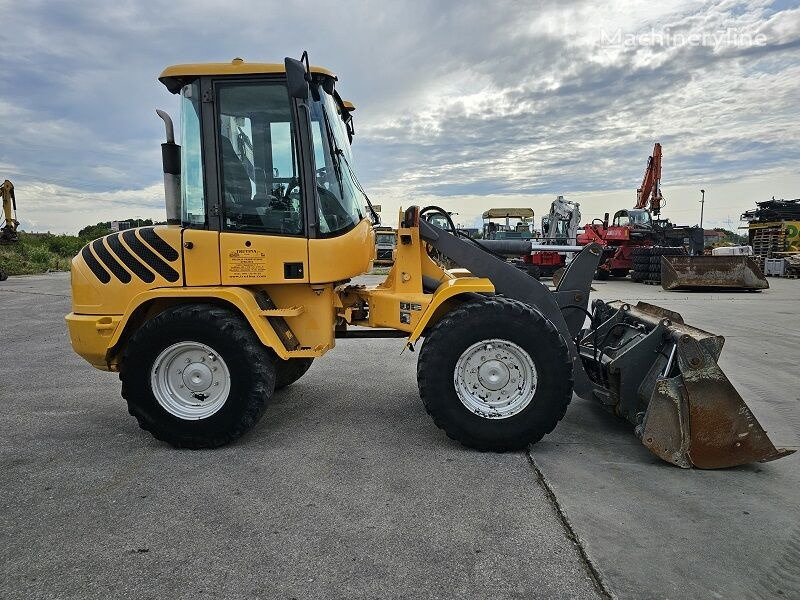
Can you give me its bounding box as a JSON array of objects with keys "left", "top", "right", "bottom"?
[
  {"left": 614, "top": 210, "right": 652, "bottom": 227},
  {"left": 308, "top": 84, "right": 371, "bottom": 236},
  {"left": 628, "top": 210, "right": 652, "bottom": 226}
]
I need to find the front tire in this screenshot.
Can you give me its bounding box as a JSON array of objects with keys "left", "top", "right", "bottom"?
[
  {"left": 120, "top": 304, "right": 275, "bottom": 448},
  {"left": 417, "top": 297, "right": 573, "bottom": 451}
]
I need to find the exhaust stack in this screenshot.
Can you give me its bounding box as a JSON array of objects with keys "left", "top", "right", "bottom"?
[{"left": 156, "top": 110, "right": 181, "bottom": 225}]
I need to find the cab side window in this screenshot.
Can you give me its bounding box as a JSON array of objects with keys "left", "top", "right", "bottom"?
[{"left": 217, "top": 82, "right": 303, "bottom": 235}]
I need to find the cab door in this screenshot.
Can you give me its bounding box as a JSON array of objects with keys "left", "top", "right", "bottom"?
[
  {"left": 214, "top": 79, "right": 309, "bottom": 285},
  {"left": 177, "top": 79, "right": 221, "bottom": 287},
  {"left": 183, "top": 229, "right": 221, "bottom": 286}
]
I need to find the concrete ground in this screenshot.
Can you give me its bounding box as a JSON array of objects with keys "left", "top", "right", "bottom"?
[
  {"left": 0, "top": 273, "right": 600, "bottom": 600},
  {"left": 536, "top": 278, "right": 800, "bottom": 600},
  {"left": 1, "top": 273, "right": 797, "bottom": 599}
]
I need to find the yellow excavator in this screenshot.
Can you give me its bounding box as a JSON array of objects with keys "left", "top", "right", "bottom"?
[
  {"left": 1, "top": 179, "right": 19, "bottom": 280},
  {"left": 1, "top": 179, "right": 18, "bottom": 243},
  {"left": 64, "top": 54, "right": 793, "bottom": 469}
]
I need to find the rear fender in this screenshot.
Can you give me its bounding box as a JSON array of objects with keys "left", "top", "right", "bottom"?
[{"left": 108, "top": 287, "right": 320, "bottom": 364}]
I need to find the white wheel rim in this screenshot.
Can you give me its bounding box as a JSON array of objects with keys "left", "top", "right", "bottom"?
[
  {"left": 454, "top": 339, "right": 538, "bottom": 419},
  {"left": 150, "top": 341, "right": 231, "bottom": 420}
]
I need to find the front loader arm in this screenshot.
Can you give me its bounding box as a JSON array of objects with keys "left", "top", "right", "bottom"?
[
  {"left": 417, "top": 216, "right": 603, "bottom": 397},
  {"left": 416, "top": 214, "right": 792, "bottom": 469}
]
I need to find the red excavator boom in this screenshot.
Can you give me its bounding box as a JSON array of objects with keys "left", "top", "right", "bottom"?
[{"left": 635, "top": 142, "right": 663, "bottom": 216}]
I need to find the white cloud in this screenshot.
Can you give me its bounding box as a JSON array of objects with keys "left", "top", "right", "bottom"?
[
  {"left": 17, "top": 180, "right": 165, "bottom": 234},
  {"left": 0, "top": 0, "right": 797, "bottom": 235}
]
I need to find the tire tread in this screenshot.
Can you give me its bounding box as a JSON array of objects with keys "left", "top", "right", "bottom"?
[
  {"left": 417, "top": 297, "right": 573, "bottom": 452},
  {"left": 119, "top": 303, "right": 274, "bottom": 448}
]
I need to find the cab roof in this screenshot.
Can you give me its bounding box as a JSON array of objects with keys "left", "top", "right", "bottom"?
[
  {"left": 482, "top": 208, "right": 535, "bottom": 219},
  {"left": 159, "top": 58, "right": 337, "bottom": 94}
]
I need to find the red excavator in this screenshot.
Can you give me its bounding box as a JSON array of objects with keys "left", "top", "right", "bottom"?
[{"left": 578, "top": 143, "right": 673, "bottom": 278}]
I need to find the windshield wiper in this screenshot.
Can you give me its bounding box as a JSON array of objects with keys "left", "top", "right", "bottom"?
[
  {"left": 319, "top": 107, "right": 348, "bottom": 201},
  {"left": 336, "top": 148, "right": 379, "bottom": 224},
  {"left": 320, "top": 103, "right": 379, "bottom": 224}
]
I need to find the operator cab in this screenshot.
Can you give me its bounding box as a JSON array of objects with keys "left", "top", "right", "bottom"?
[
  {"left": 612, "top": 209, "right": 652, "bottom": 229},
  {"left": 157, "top": 56, "right": 377, "bottom": 285},
  {"left": 160, "top": 58, "right": 373, "bottom": 239}
]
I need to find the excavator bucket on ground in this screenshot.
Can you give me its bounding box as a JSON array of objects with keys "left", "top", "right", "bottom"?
[
  {"left": 577, "top": 301, "right": 793, "bottom": 468},
  {"left": 661, "top": 256, "right": 769, "bottom": 291}
]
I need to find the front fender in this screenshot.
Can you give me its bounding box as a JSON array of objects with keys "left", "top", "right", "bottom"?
[{"left": 407, "top": 277, "right": 494, "bottom": 344}]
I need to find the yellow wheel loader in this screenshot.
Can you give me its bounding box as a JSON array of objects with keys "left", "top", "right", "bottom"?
[{"left": 65, "top": 55, "right": 793, "bottom": 469}]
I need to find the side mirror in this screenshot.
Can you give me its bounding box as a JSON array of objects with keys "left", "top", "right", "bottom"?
[
  {"left": 285, "top": 57, "right": 309, "bottom": 99},
  {"left": 371, "top": 204, "right": 382, "bottom": 213}
]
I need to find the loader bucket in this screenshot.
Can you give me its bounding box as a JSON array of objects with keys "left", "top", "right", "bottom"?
[
  {"left": 579, "top": 301, "right": 794, "bottom": 468},
  {"left": 661, "top": 256, "right": 769, "bottom": 291}
]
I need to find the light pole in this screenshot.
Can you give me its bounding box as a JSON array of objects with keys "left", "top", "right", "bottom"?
[{"left": 699, "top": 189, "right": 705, "bottom": 230}]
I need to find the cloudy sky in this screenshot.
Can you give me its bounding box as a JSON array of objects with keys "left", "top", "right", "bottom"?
[{"left": 1, "top": 0, "right": 798, "bottom": 234}]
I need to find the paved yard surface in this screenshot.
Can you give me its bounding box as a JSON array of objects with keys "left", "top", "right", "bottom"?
[
  {"left": 1, "top": 273, "right": 797, "bottom": 599},
  {"left": 535, "top": 278, "right": 800, "bottom": 600},
  {"left": 0, "top": 273, "right": 600, "bottom": 600}
]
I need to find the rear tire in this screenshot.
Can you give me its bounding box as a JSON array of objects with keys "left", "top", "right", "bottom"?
[
  {"left": 120, "top": 303, "right": 275, "bottom": 448},
  {"left": 274, "top": 357, "right": 313, "bottom": 390},
  {"left": 417, "top": 297, "right": 573, "bottom": 451},
  {"left": 0, "top": 268, "right": 7, "bottom": 281}
]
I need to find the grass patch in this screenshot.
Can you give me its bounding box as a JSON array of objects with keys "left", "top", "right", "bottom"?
[
  {"left": 0, "top": 219, "right": 159, "bottom": 276},
  {"left": 0, "top": 232, "right": 87, "bottom": 275}
]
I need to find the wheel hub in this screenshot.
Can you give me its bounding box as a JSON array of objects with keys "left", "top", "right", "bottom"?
[
  {"left": 478, "top": 360, "right": 510, "bottom": 391},
  {"left": 184, "top": 362, "right": 213, "bottom": 392},
  {"left": 454, "top": 339, "right": 537, "bottom": 419},
  {"left": 150, "top": 342, "right": 231, "bottom": 420}
]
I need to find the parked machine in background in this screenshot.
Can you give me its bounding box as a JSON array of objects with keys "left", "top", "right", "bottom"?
[
  {"left": 578, "top": 144, "right": 677, "bottom": 279},
  {"left": 1, "top": 179, "right": 18, "bottom": 245},
  {"left": 541, "top": 196, "right": 582, "bottom": 243},
  {"left": 481, "top": 208, "right": 534, "bottom": 240},
  {"left": 479, "top": 199, "right": 582, "bottom": 279},
  {"left": 524, "top": 195, "right": 581, "bottom": 279},
  {"left": 374, "top": 226, "right": 396, "bottom": 266},
  {"left": 1, "top": 179, "right": 19, "bottom": 281}
]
